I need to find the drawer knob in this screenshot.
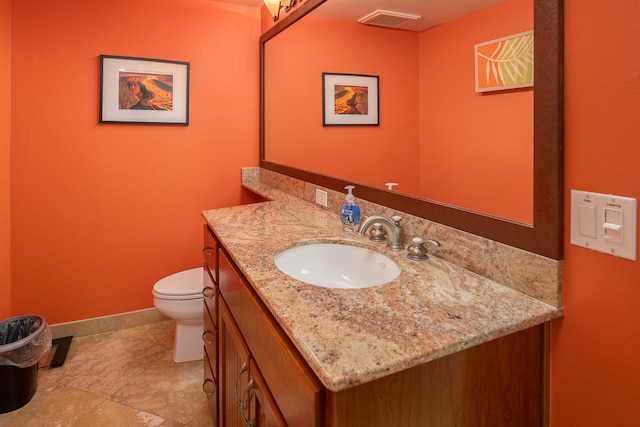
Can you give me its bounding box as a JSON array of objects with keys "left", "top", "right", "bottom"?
[
  {"left": 202, "top": 330, "right": 216, "bottom": 345},
  {"left": 202, "top": 286, "right": 216, "bottom": 298},
  {"left": 202, "top": 378, "right": 217, "bottom": 396}
]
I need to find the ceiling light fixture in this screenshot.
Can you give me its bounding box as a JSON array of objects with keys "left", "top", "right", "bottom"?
[
  {"left": 263, "top": 0, "right": 282, "bottom": 22},
  {"left": 281, "top": 0, "right": 296, "bottom": 12}
]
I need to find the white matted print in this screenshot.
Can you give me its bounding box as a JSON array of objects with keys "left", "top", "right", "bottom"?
[
  {"left": 322, "top": 73, "right": 379, "bottom": 126},
  {"left": 100, "top": 55, "right": 190, "bottom": 125}
]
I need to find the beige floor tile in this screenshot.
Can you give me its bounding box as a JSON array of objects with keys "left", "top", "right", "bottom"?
[
  {"left": 0, "top": 320, "right": 214, "bottom": 427},
  {"left": 110, "top": 351, "right": 212, "bottom": 425},
  {"left": 0, "top": 382, "right": 104, "bottom": 427},
  {"left": 50, "top": 330, "right": 170, "bottom": 398},
  {"left": 115, "top": 320, "right": 175, "bottom": 348},
  {"left": 73, "top": 400, "right": 182, "bottom": 427}
]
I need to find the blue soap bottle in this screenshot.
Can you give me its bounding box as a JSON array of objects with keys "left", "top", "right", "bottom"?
[{"left": 340, "top": 185, "right": 361, "bottom": 232}]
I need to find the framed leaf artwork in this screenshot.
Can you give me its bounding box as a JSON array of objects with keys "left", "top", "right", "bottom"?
[{"left": 475, "top": 31, "right": 534, "bottom": 92}]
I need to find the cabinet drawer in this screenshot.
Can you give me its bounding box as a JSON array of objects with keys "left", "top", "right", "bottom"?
[
  {"left": 203, "top": 265, "right": 218, "bottom": 328},
  {"left": 203, "top": 299, "right": 218, "bottom": 380},
  {"left": 219, "top": 249, "right": 324, "bottom": 427},
  {"left": 203, "top": 225, "right": 218, "bottom": 282},
  {"left": 203, "top": 345, "right": 218, "bottom": 423}
]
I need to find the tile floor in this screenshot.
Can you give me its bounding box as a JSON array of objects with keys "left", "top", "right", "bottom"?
[{"left": 0, "top": 321, "right": 213, "bottom": 426}]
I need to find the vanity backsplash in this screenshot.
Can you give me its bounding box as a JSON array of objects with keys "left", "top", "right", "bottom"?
[{"left": 242, "top": 167, "right": 562, "bottom": 309}]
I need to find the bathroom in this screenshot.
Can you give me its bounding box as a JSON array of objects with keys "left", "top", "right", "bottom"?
[{"left": 1, "top": 0, "right": 639, "bottom": 426}]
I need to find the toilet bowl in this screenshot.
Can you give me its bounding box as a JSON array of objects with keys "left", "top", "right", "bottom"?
[{"left": 152, "top": 267, "right": 204, "bottom": 363}]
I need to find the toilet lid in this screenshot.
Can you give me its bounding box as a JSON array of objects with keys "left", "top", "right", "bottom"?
[{"left": 153, "top": 267, "right": 203, "bottom": 296}]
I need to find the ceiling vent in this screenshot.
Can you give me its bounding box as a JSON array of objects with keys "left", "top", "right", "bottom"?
[{"left": 357, "top": 9, "right": 421, "bottom": 29}]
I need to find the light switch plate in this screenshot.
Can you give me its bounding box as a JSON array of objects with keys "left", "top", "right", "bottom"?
[{"left": 570, "top": 190, "right": 637, "bottom": 260}]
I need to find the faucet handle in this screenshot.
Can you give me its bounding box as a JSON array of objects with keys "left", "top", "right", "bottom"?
[
  {"left": 407, "top": 237, "right": 440, "bottom": 261},
  {"left": 368, "top": 223, "right": 387, "bottom": 242}
]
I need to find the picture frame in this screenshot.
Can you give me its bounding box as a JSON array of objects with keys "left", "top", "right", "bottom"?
[
  {"left": 322, "top": 73, "right": 379, "bottom": 126},
  {"left": 474, "top": 30, "right": 534, "bottom": 92},
  {"left": 99, "top": 55, "right": 190, "bottom": 125}
]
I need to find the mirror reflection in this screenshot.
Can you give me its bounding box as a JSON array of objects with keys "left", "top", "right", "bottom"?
[{"left": 264, "top": 0, "right": 533, "bottom": 224}]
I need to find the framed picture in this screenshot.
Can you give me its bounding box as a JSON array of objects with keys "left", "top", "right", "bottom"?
[
  {"left": 474, "top": 31, "right": 534, "bottom": 92},
  {"left": 100, "top": 55, "right": 190, "bottom": 125},
  {"left": 322, "top": 73, "right": 379, "bottom": 126}
]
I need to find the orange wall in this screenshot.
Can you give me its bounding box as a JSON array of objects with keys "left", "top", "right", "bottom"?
[
  {"left": 419, "top": 0, "right": 533, "bottom": 223},
  {"left": 9, "top": 0, "right": 260, "bottom": 324},
  {"left": 264, "top": 14, "right": 420, "bottom": 194},
  {"left": 551, "top": 0, "right": 640, "bottom": 425},
  {"left": 4, "top": 0, "right": 640, "bottom": 422},
  {"left": 0, "top": 0, "right": 10, "bottom": 320}
]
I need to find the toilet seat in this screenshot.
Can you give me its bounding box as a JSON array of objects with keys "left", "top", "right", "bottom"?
[{"left": 152, "top": 267, "right": 204, "bottom": 300}]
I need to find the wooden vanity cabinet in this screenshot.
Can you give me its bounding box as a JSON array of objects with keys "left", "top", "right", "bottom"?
[
  {"left": 204, "top": 224, "right": 548, "bottom": 427},
  {"left": 326, "top": 323, "right": 547, "bottom": 427},
  {"left": 217, "top": 245, "right": 324, "bottom": 426}
]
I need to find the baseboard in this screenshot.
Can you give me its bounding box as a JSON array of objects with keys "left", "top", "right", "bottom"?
[{"left": 49, "top": 308, "right": 170, "bottom": 339}]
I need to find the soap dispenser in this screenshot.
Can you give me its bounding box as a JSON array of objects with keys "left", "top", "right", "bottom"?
[{"left": 340, "top": 185, "right": 361, "bottom": 232}]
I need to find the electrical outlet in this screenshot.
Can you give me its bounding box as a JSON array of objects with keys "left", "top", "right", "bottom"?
[{"left": 315, "top": 189, "right": 328, "bottom": 207}]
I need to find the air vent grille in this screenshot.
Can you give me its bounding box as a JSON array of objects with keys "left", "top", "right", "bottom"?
[{"left": 357, "top": 9, "right": 421, "bottom": 29}]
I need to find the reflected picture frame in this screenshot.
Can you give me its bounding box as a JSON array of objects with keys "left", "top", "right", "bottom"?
[
  {"left": 322, "top": 73, "right": 379, "bottom": 126},
  {"left": 475, "top": 31, "right": 534, "bottom": 92},
  {"left": 100, "top": 55, "right": 190, "bottom": 125}
]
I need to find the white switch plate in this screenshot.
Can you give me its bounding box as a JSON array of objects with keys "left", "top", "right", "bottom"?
[
  {"left": 570, "top": 190, "right": 637, "bottom": 260},
  {"left": 315, "top": 189, "right": 328, "bottom": 207}
]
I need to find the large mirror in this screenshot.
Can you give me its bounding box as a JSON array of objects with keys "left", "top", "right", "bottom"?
[{"left": 260, "top": 0, "right": 563, "bottom": 259}]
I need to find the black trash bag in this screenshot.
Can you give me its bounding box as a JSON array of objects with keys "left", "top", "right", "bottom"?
[{"left": 0, "top": 315, "right": 52, "bottom": 368}]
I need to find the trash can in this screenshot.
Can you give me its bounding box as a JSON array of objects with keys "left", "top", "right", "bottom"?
[{"left": 0, "top": 315, "right": 52, "bottom": 413}]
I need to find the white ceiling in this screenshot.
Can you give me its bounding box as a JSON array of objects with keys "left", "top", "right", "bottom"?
[{"left": 216, "top": 0, "right": 504, "bottom": 32}]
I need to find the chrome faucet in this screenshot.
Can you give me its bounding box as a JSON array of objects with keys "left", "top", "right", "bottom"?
[{"left": 358, "top": 215, "right": 405, "bottom": 251}]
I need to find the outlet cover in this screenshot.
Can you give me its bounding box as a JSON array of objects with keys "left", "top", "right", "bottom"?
[{"left": 315, "top": 189, "right": 328, "bottom": 207}]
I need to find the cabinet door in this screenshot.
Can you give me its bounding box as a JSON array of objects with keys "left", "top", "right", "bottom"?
[
  {"left": 248, "top": 359, "right": 286, "bottom": 427},
  {"left": 219, "top": 298, "right": 251, "bottom": 427},
  {"left": 218, "top": 248, "right": 324, "bottom": 426}
]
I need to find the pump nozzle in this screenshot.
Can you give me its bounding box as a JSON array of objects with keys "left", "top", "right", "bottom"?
[{"left": 344, "top": 185, "right": 355, "bottom": 203}]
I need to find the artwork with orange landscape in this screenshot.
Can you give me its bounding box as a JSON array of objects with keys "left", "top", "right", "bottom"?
[
  {"left": 475, "top": 31, "right": 533, "bottom": 92},
  {"left": 334, "top": 85, "right": 369, "bottom": 115},
  {"left": 119, "top": 72, "right": 174, "bottom": 111}
]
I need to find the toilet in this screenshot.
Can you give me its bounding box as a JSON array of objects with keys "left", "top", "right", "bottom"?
[{"left": 152, "top": 267, "right": 204, "bottom": 363}]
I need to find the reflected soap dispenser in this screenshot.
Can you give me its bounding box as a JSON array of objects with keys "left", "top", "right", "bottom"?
[{"left": 340, "top": 185, "right": 361, "bottom": 232}]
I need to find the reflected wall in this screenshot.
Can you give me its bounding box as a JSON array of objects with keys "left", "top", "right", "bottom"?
[{"left": 264, "top": 0, "right": 533, "bottom": 223}]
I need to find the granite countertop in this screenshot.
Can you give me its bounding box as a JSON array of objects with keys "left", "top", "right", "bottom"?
[{"left": 202, "top": 182, "right": 561, "bottom": 392}]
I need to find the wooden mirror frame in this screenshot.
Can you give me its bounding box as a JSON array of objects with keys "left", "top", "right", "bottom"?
[{"left": 260, "top": 0, "right": 564, "bottom": 260}]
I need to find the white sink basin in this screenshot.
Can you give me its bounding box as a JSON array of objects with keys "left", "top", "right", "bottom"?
[{"left": 274, "top": 243, "right": 401, "bottom": 289}]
